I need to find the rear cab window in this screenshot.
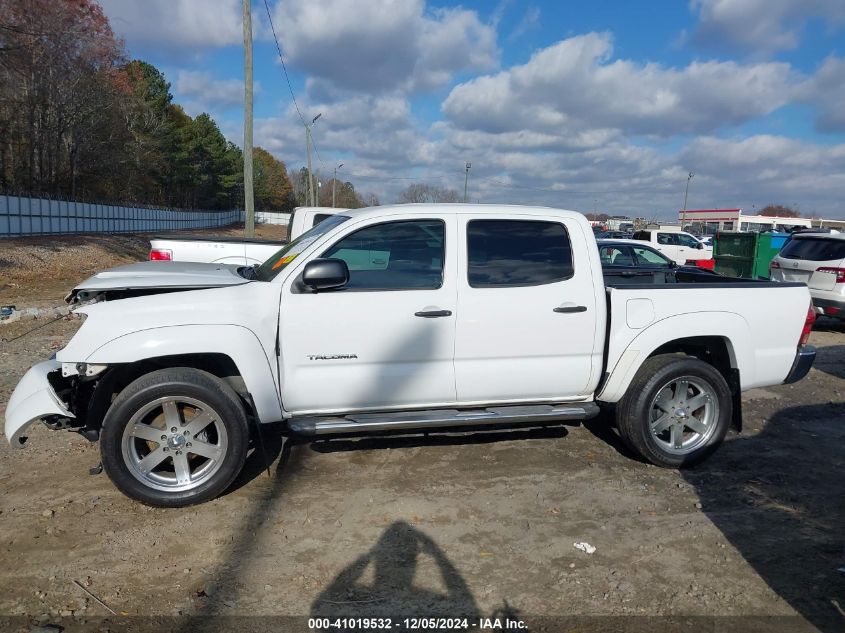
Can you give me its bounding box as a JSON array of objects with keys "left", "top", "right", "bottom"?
[
  {"left": 467, "top": 219, "right": 573, "bottom": 287},
  {"left": 632, "top": 231, "right": 651, "bottom": 242},
  {"left": 312, "top": 213, "right": 334, "bottom": 227}
]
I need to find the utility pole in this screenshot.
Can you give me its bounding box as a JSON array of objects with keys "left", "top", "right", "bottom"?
[
  {"left": 464, "top": 162, "right": 471, "bottom": 203},
  {"left": 242, "top": 0, "right": 255, "bottom": 237},
  {"left": 682, "top": 171, "right": 694, "bottom": 229},
  {"left": 332, "top": 162, "right": 344, "bottom": 208},
  {"left": 305, "top": 113, "right": 321, "bottom": 206}
]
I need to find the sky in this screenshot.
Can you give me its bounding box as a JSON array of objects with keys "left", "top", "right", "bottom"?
[{"left": 96, "top": 0, "right": 845, "bottom": 220}]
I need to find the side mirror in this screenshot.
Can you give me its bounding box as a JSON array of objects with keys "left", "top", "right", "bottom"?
[
  {"left": 696, "top": 243, "right": 704, "bottom": 249},
  {"left": 301, "top": 258, "right": 349, "bottom": 291},
  {"left": 669, "top": 260, "right": 677, "bottom": 269}
]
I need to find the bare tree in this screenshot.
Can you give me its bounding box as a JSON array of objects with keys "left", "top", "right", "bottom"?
[{"left": 399, "top": 183, "right": 460, "bottom": 204}]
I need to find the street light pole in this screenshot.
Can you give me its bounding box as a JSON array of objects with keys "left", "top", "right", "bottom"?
[
  {"left": 464, "top": 162, "right": 471, "bottom": 203},
  {"left": 682, "top": 171, "right": 694, "bottom": 228},
  {"left": 305, "top": 113, "right": 321, "bottom": 206},
  {"left": 332, "top": 162, "right": 344, "bottom": 208}
]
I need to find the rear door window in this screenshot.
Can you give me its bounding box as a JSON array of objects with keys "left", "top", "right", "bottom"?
[
  {"left": 467, "top": 220, "right": 573, "bottom": 287},
  {"left": 780, "top": 238, "right": 845, "bottom": 262}
]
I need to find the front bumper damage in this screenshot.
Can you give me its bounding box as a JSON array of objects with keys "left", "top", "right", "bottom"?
[{"left": 4, "top": 360, "right": 75, "bottom": 447}]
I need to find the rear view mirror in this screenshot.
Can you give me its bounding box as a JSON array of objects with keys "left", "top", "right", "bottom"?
[
  {"left": 302, "top": 258, "right": 349, "bottom": 291},
  {"left": 697, "top": 243, "right": 704, "bottom": 249}
]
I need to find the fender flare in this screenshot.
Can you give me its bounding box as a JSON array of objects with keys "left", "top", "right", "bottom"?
[
  {"left": 84, "top": 324, "right": 283, "bottom": 423},
  {"left": 597, "top": 311, "right": 751, "bottom": 403}
]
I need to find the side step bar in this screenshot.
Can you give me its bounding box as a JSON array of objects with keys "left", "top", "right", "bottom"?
[{"left": 288, "top": 402, "right": 600, "bottom": 436}]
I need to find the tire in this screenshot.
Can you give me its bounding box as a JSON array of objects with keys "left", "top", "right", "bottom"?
[
  {"left": 616, "top": 354, "right": 732, "bottom": 468},
  {"left": 100, "top": 368, "right": 250, "bottom": 507}
]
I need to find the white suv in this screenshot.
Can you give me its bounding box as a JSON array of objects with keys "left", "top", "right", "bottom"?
[{"left": 770, "top": 232, "right": 845, "bottom": 319}]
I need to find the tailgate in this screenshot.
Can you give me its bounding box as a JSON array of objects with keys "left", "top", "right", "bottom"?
[{"left": 808, "top": 257, "right": 844, "bottom": 291}]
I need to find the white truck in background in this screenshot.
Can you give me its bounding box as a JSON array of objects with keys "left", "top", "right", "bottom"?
[
  {"left": 632, "top": 229, "right": 713, "bottom": 265},
  {"left": 5, "top": 204, "right": 816, "bottom": 507},
  {"left": 149, "top": 207, "right": 343, "bottom": 265}
]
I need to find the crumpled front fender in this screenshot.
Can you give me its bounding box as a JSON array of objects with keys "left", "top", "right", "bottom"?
[{"left": 4, "top": 360, "right": 75, "bottom": 447}]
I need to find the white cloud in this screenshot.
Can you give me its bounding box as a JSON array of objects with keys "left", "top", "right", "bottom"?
[
  {"left": 174, "top": 71, "right": 255, "bottom": 115},
  {"left": 98, "top": 0, "right": 243, "bottom": 50},
  {"left": 442, "top": 33, "right": 794, "bottom": 138},
  {"left": 795, "top": 56, "right": 845, "bottom": 132},
  {"left": 272, "top": 0, "right": 498, "bottom": 94},
  {"left": 689, "top": 0, "right": 845, "bottom": 55},
  {"left": 508, "top": 6, "right": 540, "bottom": 42}
]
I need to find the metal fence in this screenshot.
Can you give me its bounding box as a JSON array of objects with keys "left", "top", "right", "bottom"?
[
  {"left": 254, "top": 210, "right": 291, "bottom": 226},
  {"left": 0, "top": 195, "right": 244, "bottom": 237}
]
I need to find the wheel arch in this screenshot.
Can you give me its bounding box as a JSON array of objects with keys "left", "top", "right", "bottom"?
[
  {"left": 598, "top": 312, "right": 751, "bottom": 407},
  {"left": 83, "top": 325, "right": 282, "bottom": 425}
]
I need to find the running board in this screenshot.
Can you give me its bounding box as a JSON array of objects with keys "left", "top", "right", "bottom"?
[{"left": 288, "top": 402, "right": 600, "bottom": 436}]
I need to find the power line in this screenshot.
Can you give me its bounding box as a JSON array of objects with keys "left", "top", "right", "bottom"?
[
  {"left": 261, "top": 0, "right": 305, "bottom": 128},
  {"left": 484, "top": 179, "right": 677, "bottom": 195},
  {"left": 262, "top": 0, "right": 325, "bottom": 176}
]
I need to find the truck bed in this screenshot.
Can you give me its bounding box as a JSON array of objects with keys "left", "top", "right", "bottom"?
[
  {"left": 599, "top": 280, "right": 810, "bottom": 402},
  {"left": 150, "top": 235, "right": 286, "bottom": 245}
]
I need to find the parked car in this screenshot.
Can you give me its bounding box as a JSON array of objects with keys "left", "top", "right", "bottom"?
[
  {"left": 632, "top": 229, "right": 712, "bottom": 264},
  {"left": 596, "top": 230, "right": 633, "bottom": 240},
  {"left": 6, "top": 204, "right": 815, "bottom": 506},
  {"left": 770, "top": 232, "right": 845, "bottom": 319},
  {"left": 598, "top": 239, "right": 721, "bottom": 285},
  {"left": 148, "top": 207, "right": 343, "bottom": 265}
]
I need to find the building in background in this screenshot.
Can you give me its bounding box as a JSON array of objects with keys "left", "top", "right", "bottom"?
[{"left": 679, "top": 209, "right": 812, "bottom": 234}]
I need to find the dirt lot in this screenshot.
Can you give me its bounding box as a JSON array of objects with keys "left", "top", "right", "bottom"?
[{"left": 0, "top": 231, "right": 843, "bottom": 632}]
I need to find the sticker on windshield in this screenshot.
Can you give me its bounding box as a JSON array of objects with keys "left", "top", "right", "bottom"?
[
  {"left": 269, "top": 235, "right": 320, "bottom": 270},
  {"left": 272, "top": 254, "right": 297, "bottom": 270}
]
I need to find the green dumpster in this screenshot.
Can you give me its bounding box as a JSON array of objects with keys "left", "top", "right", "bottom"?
[{"left": 713, "top": 232, "right": 785, "bottom": 279}]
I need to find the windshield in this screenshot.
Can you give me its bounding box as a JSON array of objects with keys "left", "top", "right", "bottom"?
[{"left": 254, "top": 215, "right": 350, "bottom": 281}]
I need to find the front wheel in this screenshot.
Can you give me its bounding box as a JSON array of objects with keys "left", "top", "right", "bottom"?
[
  {"left": 100, "top": 368, "right": 250, "bottom": 507},
  {"left": 616, "top": 355, "right": 732, "bottom": 467}
]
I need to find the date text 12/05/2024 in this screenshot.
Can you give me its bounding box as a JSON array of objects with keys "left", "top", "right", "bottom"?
[{"left": 309, "top": 617, "right": 527, "bottom": 630}]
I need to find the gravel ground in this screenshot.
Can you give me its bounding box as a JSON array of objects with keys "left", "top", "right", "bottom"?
[{"left": 0, "top": 232, "right": 843, "bottom": 632}]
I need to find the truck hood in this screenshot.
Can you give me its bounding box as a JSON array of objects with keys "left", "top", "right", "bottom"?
[{"left": 66, "top": 260, "right": 251, "bottom": 304}]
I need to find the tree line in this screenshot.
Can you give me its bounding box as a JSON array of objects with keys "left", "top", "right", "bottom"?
[{"left": 0, "top": 0, "right": 374, "bottom": 212}]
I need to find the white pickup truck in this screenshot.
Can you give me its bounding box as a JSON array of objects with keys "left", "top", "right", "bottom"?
[
  {"left": 5, "top": 205, "right": 816, "bottom": 507},
  {"left": 148, "top": 207, "right": 342, "bottom": 265},
  {"left": 632, "top": 229, "right": 712, "bottom": 265}
]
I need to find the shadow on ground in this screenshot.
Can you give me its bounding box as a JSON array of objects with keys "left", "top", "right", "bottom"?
[
  {"left": 310, "top": 520, "right": 482, "bottom": 620},
  {"left": 682, "top": 403, "right": 845, "bottom": 633},
  {"left": 308, "top": 424, "right": 568, "bottom": 454},
  {"left": 812, "top": 345, "right": 845, "bottom": 380}
]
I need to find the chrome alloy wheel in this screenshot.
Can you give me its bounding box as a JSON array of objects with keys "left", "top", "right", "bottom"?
[
  {"left": 648, "top": 376, "right": 719, "bottom": 455},
  {"left": 120, "top": 396, "right": 228, "bottom": 492}
]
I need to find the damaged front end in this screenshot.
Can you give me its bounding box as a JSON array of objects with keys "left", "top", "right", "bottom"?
[{"left": 5, "top": 359, "right": 110, "bottom": 447}]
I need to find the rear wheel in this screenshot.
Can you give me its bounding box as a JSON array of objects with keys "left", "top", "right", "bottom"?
[
  {"left": 100, "top": 368, "right": 249, "bottom": 507},
  {"left": 616, "top": 355, "right": 732, "bottom": 467}
]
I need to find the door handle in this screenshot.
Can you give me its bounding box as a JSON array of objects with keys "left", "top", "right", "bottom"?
[
  {"left": 553, "top": 305, "right": 587, "bottom": 313},
  {"left": 415, "top": 309, "right": 452, "bottom": 318}
]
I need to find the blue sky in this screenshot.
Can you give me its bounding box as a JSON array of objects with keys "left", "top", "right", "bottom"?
[{"left": 98, "top": 0, "right": 845, "bottom": 219}]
